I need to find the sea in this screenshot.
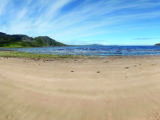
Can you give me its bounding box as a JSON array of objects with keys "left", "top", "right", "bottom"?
[{"left": 2, "top": 45, "right": 160, "bottom": 57}]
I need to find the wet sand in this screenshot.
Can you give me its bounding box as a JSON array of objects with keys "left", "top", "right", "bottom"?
[{"left": 0, "top": 56, "right": 160, "bottom": 120}]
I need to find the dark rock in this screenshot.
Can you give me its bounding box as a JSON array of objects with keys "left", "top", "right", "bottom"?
[
  {"left": 97, "top": 71, "right": 100, "bottom": 73},
  {"left": 125, "top": 67, "right": 129, "bottom": 69}
]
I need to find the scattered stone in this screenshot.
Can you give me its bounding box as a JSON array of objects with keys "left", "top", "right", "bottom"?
[
  {"left": 125, "top": 67, "right": 129, "bottom": 69},
  {"left": 97, "top": 71, "right": 100, "bottom": 73},
  {"left": 71, "top": 70, "right": 74, "bottom": 72}
]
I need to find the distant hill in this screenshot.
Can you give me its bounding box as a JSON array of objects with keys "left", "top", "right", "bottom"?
[
  {"left": 155, "top": 43, "right": 160, "bottom": 46},
  {"left": 0, "top": 32, "right": 66, "bottom": 47}
]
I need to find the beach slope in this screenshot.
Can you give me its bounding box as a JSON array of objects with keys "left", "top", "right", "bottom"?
[{"left": 0, "top": 56, "right": 160, "bottom": 120}]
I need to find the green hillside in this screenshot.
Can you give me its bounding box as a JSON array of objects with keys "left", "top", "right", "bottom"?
[{"left": 0, "top": 32, "right": 66, "bottom": 47}]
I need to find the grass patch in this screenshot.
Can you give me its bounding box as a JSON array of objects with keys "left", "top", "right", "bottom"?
[
  {"left": 0, "top": 51, "right": 88, "bottom": 59},
  {"left": 2, "top": 44, "right": 24, "bottom": 48}
]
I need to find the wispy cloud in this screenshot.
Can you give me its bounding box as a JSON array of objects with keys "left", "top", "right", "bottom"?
[
  {"left": 0, "top": 0, "right": 160, "bottom": 45},
  {"left": 0, "top": 0, "right": 9, "bottom": 15},
  {"left": 133, "top": 37, "right": 160, "bottom": 40}
]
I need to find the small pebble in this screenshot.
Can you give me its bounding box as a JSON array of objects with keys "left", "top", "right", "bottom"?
[
  {"left": 125, "top": 67, "right": 129, "bottom": 69},
  {"left": 97, "top": 71, "right": 100, "bottom": 73}
]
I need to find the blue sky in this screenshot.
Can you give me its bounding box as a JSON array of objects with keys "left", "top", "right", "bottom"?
[{"left": 0, "top": 0, "right": 160, "bottom": 45}]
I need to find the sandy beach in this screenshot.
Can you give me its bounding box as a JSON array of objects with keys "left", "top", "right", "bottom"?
[{"left": 0, "top": 56, "right": 160, "bottom": 120}]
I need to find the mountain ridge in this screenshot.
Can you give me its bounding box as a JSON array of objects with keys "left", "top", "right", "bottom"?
[{"left": 0, "top": 32, "right": 66, "bottom": 47}]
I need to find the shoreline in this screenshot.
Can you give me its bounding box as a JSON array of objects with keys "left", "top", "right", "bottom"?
[{"left": 0, "top": 51, "right": 90, "bottom": 59}]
